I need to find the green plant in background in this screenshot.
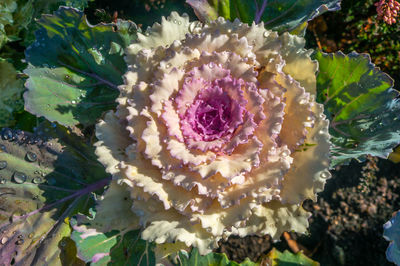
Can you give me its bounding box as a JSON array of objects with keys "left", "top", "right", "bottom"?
[{"left": 0, "top": 0, "right": 399, "bottom": 265}]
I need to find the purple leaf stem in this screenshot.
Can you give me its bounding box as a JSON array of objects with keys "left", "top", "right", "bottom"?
[
  {"left": 0, "top": 177, "right": 111, "bottom": 227},
  {"left": 255, "top": 0, "right": 268, "bottom": 24}
]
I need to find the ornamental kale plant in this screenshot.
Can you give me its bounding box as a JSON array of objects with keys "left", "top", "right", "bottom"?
[{"left": 0, "top": 0, "right": 399, "bottom": 265}]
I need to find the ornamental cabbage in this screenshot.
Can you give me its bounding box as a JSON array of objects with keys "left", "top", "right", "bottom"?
[{"left": 95, "top": 12, "right": 331, "bottom": 254}]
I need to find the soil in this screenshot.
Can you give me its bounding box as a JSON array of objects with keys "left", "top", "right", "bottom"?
[{"left": 217, "top": 157, "right": 400, "bottom": 265}]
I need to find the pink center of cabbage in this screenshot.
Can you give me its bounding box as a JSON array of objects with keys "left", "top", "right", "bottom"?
[
  {"left": 192, "top": 86, "right": 233, "bottom": 140},
  {"left": 181, "top": 79, "right": 246, "bottom": 142}
]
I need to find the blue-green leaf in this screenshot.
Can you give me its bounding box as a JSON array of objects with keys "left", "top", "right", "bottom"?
[
  {"left": 315, "top": 51, "right": 400, "bottom": 167},
  {"left": 0, "top": 124, "right": 109, "bottom": 264},
  {"left": 0, "top": 59, "right": 24, "bottom": 127},
  {"left": 71, "top": 211, "right": 155, "bottom": 265},
  {"left": 384, "top": 211, "right": 400, "bottom": 265},
  {"left": 173, "top": 248, "right": 257, "bottom": 266},
  {"left": 186, "top": 0, "right": 341, "bottom": 33},
  {"left": 24, "top": 7, "right": 137, "bottom": 126}
]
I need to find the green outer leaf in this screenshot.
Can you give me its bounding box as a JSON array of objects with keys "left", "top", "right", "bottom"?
[
  {"left": 24, "top": 7, "right": 137, "bottom": 126},
  {"left": 0, "top": 58, "right": 24, "bottom": 127},
  {"left": 186, "top": 0, "right": 341, "bottom": 33},
  {"left": 0, "top": 0, "right": 17, "bottom": 48},
  {"left": 174, "top": 248, "right": 257, "bottom": 266},
  {"left": 71, "top": 213, "right": 156, "bottom": 266},
  {"left": 0, "top": 124, "right": 109, "bottom": 265},
  {"left": 315, "top": 51, "right": 400, "bottom": 167},
  {"left": 264, "top": 248, "right": 319, "bottom": 266}
]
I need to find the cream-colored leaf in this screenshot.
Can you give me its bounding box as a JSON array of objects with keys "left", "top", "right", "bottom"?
[
  {"left": 280, "top": 102, "right": 331, "bottom": 204},
  {"left": 125, "top": 12, "right": 191, "bottom": 64}
]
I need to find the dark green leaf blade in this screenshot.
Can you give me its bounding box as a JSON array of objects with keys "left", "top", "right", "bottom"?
[
  {"left": 186, "top": 0, "right": 341, "bottom": 33},
  {"left": 0, "top": 58, "right": 24, "bottom": 127},
  {"left": 24, "top": 7, "right": 137, "bottom": 126},
  {"left": 174, "top": 248, "right": 256, "bottom": 266},
  {"left": 0, "top": 125, "right": 110, "bottom": 264},
  {"left": 71, "top": 210, "right": 156, "bottom": 265},
  {"left": 262, "top": 248, "right": 319, "bottom": 266},
  {"left": 315, "top": 51, "right": 400, "bottom": 167}
]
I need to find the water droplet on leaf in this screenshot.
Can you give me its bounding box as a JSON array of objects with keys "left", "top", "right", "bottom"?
[
  {"left": 2, "top": 129, "right": 12, "bottom": 140},
  {"left": 26, "top": 152, "right": 37, "bottom": 162},
  {"left": 13, "top": 172, "right": 27, "bottom": 184},
  {"left": 32, "top": 177, "right": 43, "bottom": 184},
  {"left": 321, "top": 171, "right": 330, "bottom": 179},
  {"left": 1, "top": 237, "right": 8, "bottom": 244},
  {"left": 0, "top": 144, "right": 6, "bottom": 153}
]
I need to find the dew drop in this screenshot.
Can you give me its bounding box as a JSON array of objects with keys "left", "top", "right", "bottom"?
[
  {"left": 173, "top": 19, "right": 178, "bottom": 24},
  {"left": 0, "top": 161, "right": 6, "bottom": 170},
  {"left": 32, "top": 177, "right": 43, "bottom": 184},
  {"left": 320, "top": 171, "right": 330, "bottom": 179},
  {"left": 0, "top": 144, "right": 6, "bottom": 153},
  {"left": 282, "top": 150, "right": 289, "bottom": 157},
  {"left": 177, "top": 21, "right": 182, "bottom": 25},
  {"left": 166, "top": 63, "right": 172, "bottom": 68},
  {"left": 188, "top": 21, "right": 202, "bottom": 34},
  {"left": 2, "top": 129, "right": 12, "bottom": 140},
  {"left": 306, "top": 116, "right": 313, "bottom": 121},
  {"left": 245, "top": 158, "right": 251, "bottom": 162},
  {"left": 15, "top": 239, "right": 24, "bottom": 245},
  {"left": 71, "top": 100, "right": 76, "bottom": 104},
  {"left": 26, "top": 152, "right": 37, "bottom": 162},
  {"left": 263, "top": 31, "right": 269, "bottom": 38},
  {"left": 28, "top": 233, "right": 33, "bottom": 239},
  {"left": 1, "top": 237, "right": 8, "bottom": 244},
  {"left": 13, "top": 172, "right": 27, "bottom": 184}
]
